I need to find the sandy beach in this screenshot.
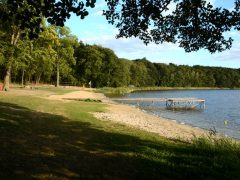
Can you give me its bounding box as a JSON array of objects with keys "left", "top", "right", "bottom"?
[
  {"left": 48, "top": 88, "right": 106, "bottom": 101},
  {"left": 47, "top": 88, "right": 208, "bottom": 140}
]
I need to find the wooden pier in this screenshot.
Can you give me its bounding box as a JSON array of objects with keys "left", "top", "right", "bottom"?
[
  {"left": 166, "top": 98, "right": 205, "bottom": 109},
  {"left": 112, "top": 98, "right": 166, "bottom": 102},
  {"left": 112, "top": 97, "right": 205, "bottom": 109}
]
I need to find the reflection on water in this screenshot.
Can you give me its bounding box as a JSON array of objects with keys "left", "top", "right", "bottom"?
[{"left": 115, "top": 90, "right": 240, "bottom": 139}]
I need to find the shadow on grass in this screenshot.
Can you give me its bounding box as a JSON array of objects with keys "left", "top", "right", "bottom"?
[{"left": 0, "top": 101, "right": 239, "bottom": 179}]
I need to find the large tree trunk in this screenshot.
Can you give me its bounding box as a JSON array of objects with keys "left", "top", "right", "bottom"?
[
  {"left": 3, "top": 66, "right": 11, "bottom": 91},
  {"left": 56, "top": 60, "right": 60, "bottom": 87},
  {"left": 3, "top": 28, "right": 20, "bottom": 91}
]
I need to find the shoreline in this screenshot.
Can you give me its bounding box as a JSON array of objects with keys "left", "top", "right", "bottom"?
[
  {"left": 93, "top": 100, "right": 208, "bottom": 141},
  {"left": 48, "top": 88, "right": 209, "bottom": 141},
  {"left": 6, "top": 88, "right": 219, "bottom": 141},
  {"left": 47, "top": 89, "right": 209, "bottom": 141}
]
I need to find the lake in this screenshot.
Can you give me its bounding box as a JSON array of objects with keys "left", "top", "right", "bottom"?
[{"left": 115, "top": 90, "right": 240, "bottom": 139}]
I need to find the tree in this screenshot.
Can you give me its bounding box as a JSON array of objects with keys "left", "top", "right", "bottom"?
[
  {"left": 0, "top": 0, "right": 38, "bottom": 90},
  {"left": 11, "top": 38, "right": 33, "bottom": 86},
  {"left": 29, "top": 26, "right": 58, "bottom": 84},
  {"left": 111, "top": 59, "right": 131, "bottom": 87},
  {"left": 0, "top": 0, "right": 96, "bottom": 90},
  {"left": 1, "top": 0, "right": 96, "bottom": 37},
  {"left": 75, "top": 45, "right": 105, "bottom": 87},
  {"left": 53, "top": 26, "right": 78, "bottom": 87},
  {"left": 2, "top": 0, "right": 239, "bottom": 53},
  {"left": 4, "top": 24, "right": 59, "bottom": 86},
  {"left": 75, "top": 44, "right": 122, "bottom": 87},
  {"left": 98, "top": 47, "right": 118, "bottom": 86},
  {"left": 135, "top": 58, "right": 159, "bottom": 86},
  {"left": 104, "top": 0, "right": 239, "bottom": 53},
  {"left": 2, "top": 0, "right": 240, "bottom": 89},
  {"left": 130, "top": 61, "right": 150, "bottom": 87}
]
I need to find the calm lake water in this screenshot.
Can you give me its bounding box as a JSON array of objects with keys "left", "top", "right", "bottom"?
[{"left": 115, "top": 90, "right": 240, "bottom": 139}]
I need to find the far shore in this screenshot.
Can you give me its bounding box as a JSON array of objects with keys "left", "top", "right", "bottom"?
[{"left": 97, "top": 86, "right": 240, "bottom": 97}]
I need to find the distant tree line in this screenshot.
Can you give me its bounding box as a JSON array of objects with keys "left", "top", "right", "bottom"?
[
  {"left": 74, "top": 44, "right": 240, "bottom": 88},
  {"left": 1, "top": 24, "right": 240, "bottom": 88},
  {"left": 1, "top": 1, "right": 240, "bottom": 90},
  {"left": 154, "top": 63, "right": 240, "bottom": 88}
]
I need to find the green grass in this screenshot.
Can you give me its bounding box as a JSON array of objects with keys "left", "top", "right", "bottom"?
[
  {"left": 11, "top": 83, "right": 78, "bottom": 95},
  {"left": 0, "top": 90, "right": 240, "bottom": 179}
]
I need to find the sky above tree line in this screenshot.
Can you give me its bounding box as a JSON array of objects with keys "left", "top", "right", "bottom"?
[{"left": 65, "top": 0, "right": 240, "bottom": 68}]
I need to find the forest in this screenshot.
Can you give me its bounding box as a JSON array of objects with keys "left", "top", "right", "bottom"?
[{"left": 1, "top": 24, "right": 240, "bottom": 89}]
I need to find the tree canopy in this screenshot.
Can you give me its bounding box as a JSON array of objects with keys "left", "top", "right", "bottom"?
[
  {"left": 3, "top": 40, "right": 240, "bottom": 88},
  {"left": 104, "top": 0, "right": 240, "bottom": 53},
  {"left": 1, "top": 0, "right": 240, "bottom": 52},
  {"left": 1, "top": 0, "right": 240, "bottom": 90},
  {"left": 0, "top": 0, "right": 96, "bottom": 38}
]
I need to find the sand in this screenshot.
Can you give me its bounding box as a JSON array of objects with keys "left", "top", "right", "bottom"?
[
  {"left": 48, "top": 89, "right": 208, "bottom": 140},
  {"left": 48, "top": 88, "right": 106, "bottom": 101}
]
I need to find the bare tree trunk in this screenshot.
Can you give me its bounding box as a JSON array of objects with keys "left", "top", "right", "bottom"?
[
  {"left": 21, "top": 69, "right": 25, "bottom": 87},
  {"left": 3, "top": 28, "right": 20, "bottom": 91},
  {"left": 56, "top": 60, "right": 60, "bottom": 87},
  {"left": 28, "top": 75, "right": 31, "bottom": 85},
  {"left": 36, "top": 75, "right": 41, "bottom": 84}
]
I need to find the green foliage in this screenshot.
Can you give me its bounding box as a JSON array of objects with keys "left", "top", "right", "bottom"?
[
  {"left": 153, "top": 63, "right": 240, "bottom": 88},
  {"left": 75, "top": 44, "right": 121, "bottom": 87},
  {"left": 52, "top": 26, "right": 78, "bottom": 86},
  {"left": 63, "top": 98, "right": 102, "bottom": 103},
  {"left": 192, "top": 137, "right": 240, "bottom": 175},
  {"left": 1, "top": 33, "right": 240, "bottom": 89},
  {"left": 1, "top": 0, "right": 240, "bottom": 53},
  {"left": 0, "top": 0, "right": 96, "bottom": 38},
  {"left": 1, "top": 1, "right": 240, "bottom": 89},
  {"left": 110, "top": 59, "right": 131, "bottom": 87},
  {"left": 104, "top": 0, "right": 237, "bottom": 53},
  {"left": 0, "top": 16, "right": 240, "bottom": 89},
  {"left": 97, "top": 87, "right": 135, "bottom": 96},
  {"left": 130, "top": 58, "right": 158, "bottom": 87},
  {"left": 0, "top": 23, "right": 80, "bottom": 85},
  {"left": 75, "top": 48, "right": 240, "bottom": 88}
]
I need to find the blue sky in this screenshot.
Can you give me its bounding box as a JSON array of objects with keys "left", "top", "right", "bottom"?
[{"left": 65, "top": 0, "right": 240, "bottom": 68}]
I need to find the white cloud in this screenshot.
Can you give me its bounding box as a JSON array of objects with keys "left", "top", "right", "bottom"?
[
  {"left": 82, "top": 35, "right": 180, "bottom": 60},
  {"left": 94, "top": 10, "right": 103, "bottom": 16},
  {"left": 81, "top": 33, "right": 240, "bottom": 67},
  {"left": 214, "top": 42, "right": 240, "bottom": 61}
]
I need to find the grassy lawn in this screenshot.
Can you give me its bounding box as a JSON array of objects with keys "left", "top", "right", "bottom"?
[{"left": 0, "top": 89, "right": 240, "bottom": 179}]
